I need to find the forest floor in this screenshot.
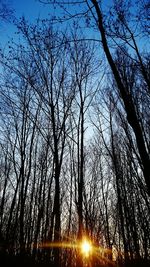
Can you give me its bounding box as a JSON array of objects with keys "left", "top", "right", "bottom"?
[{"left": 0, "top": 251, "right": 150, "bottom": 267}]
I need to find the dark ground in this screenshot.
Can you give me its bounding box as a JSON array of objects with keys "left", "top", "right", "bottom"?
[{"left": 0, "top": 251, "right": 150, "bottom": 267}]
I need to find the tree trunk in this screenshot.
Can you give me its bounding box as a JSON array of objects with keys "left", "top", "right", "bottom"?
[{"left": 91, "top": 0, "right": 150, "bottom": 196}]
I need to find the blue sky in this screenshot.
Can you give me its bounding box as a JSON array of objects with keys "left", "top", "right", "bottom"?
[
  {"left": 1, "top": 0, "right": 86, "bottom": 46},
  {"left": 1, "top": 0, "right": 148, "bottom": 51},
  {"left": 1, "top": 0, "right": 51, "bottom": 46},
  {"left": 0, "top": 0, "right": 117, "bottom": 46},
  {"left": 1, "top": 0, "right": 95, "bottom": 47},
  {"left": 12, "top": 0, "right": 49, "bottom": 20}
]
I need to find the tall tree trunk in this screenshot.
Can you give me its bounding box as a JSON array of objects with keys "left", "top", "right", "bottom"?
[{"left": 91, "top": 0, "right": 150, "bottom": 196}]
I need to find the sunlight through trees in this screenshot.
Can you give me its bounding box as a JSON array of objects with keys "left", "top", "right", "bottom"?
[{"left": 0, "top": 1, "right": 150, "bottom": 267}]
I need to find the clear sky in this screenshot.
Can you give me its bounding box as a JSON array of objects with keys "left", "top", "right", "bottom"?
[
  {"left": 0, "top": 0, "right": 51, "bottom": 46},
  {"left": 1, "top": 0, "right": 148, "bottom": 51},
  {"left": 1, "top": 0, "right": 94, "bottom": 47},
  {"left": 1, "top": 0, "right": 86, "bottom": 46},
  {"left": 0, "top": 0, "right": 115, "bottom": 48},
  {"left": 12, "top": 0, "right": 50, "bottom": 20}
]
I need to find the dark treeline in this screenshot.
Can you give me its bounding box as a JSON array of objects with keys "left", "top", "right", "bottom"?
[{"left": 0, "top": 0, "right": 150, "bottom": 266}]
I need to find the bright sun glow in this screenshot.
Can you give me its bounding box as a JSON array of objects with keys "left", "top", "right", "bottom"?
[{"left": 81, "top": 240, "right": 92, "bottom": 256}]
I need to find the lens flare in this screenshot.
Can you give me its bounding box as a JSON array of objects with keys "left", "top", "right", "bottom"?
[{"left": 81, "top": 239, "right": 92, "bottom": 257}]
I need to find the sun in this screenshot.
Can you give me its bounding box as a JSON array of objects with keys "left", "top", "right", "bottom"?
[{"left": 81, "top": 239, "right": 92, "bottom": 257}]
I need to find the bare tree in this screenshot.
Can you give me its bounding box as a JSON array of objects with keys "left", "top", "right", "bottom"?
[{"left": 0, "top": 0, "right": 13, "bottom": 23}]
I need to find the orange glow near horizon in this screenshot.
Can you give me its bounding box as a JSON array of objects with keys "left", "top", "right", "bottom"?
[{"left": 35, "top": 238, "right": 115, "bottom": 266}]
